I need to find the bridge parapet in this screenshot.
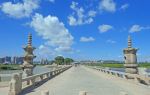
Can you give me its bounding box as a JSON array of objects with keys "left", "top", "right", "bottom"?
[
  {"left": 8, "top": 65, "right": 72, "bottom": 95},
  {"left": 90, "top": 66, "right": 150, "bottom": 85}
]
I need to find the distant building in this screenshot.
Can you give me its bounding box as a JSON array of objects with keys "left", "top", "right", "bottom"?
[
  {"left": 12, "top": 57, "right": 24, "bottom": 64},
  {"left": 0, "top": 56, "right": 24, "bottom": 64},
  {"left": 41, "top": 59, "right": 49, "bottom": 64},
  {"left": 0, "top": 57, "right": 5, "bottom": 64},
  {"left": 4, "top": 56, "right": 11, "bottom": 64}
]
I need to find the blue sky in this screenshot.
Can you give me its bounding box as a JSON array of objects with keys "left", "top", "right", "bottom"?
[{"left": 0, "top": 0, "right": 150, "bottom": 61}]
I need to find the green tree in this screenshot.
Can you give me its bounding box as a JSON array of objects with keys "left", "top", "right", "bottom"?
[
  {"left": 64, "top": 58, "right": 74, "bottom": 65},
  {"left": 55, "top": 56, "right": 64, "bottom": 65}
]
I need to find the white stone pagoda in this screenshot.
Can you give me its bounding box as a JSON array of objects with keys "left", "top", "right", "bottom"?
[
  {"left": 21, "top": 33, "right": 36, "bottom": 77},
  {"left": 123, "top": 36, "right": 138, "bottom": 74}
]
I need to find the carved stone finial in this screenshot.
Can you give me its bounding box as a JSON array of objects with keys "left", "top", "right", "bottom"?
[
  {"left": 28, "top": 33, "right": 32, "bottom": 46},
  {"left": 128, "top": 35, "right": 132, "bottom": 48}
]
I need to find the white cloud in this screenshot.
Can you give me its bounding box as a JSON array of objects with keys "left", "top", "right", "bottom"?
[
  {"left": 129, "top": 25, "right": 142, "bottom": 33},
  {"left": 30, "top": 13, "right": 74, "bottom": 54},
  {"left": 88, "top": 10, "right": 97, "bottom": 17},
  {"left": 120, "top": 4, "right": 129, "bottom": 10},
  {"left": 1, "top": 0, "right": 39, "bottom": 18},
  {"left": 129, "top": 25, "right": 150, "bottom": 33},
  {"left": 36, "top": 45, "right": 55, "bottom": 59},
  {"left": 98, "top": 24, "right": 113, "bottom": 33},
  {"left": 68, "top": 1, "right": 96, "bottom": 26},
  {"left": 80, "top": 37, "right": 95, "bottom": 42},
  {"left": 106, "top": 39, "right": 116, "bottom": 44},
  {"left": 49, "top": 0, "right": 55, "bottom": 3},
  {"left": 99, "top": 0, "right": 116, "bottom": 13}
]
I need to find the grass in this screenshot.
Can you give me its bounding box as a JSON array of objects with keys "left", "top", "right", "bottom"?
[
  {"left": 88, "top": 63, "right": 150, "bottom": 68},
  {"left": 0, "top": 64, "right": 21, "bottom": 70},
  {"left": 139, "top": 63, "right": 150, "bottom": 68}
]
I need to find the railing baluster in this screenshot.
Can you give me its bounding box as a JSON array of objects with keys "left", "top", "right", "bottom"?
[
  {"left": 79, "top": 91, "right": 87, "bottom": 95},
  {"left": 41, "top": 90, "right": 49, "bottom": 95}
]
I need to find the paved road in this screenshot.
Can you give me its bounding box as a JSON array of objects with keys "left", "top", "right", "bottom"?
[{"left": 21, "top": 66, "right": 149, "bottom": 95}]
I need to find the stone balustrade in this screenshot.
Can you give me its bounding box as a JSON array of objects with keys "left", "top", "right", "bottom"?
[
  {"left": 79, "top": 91, "right": 87, "bottom": 95},
  {"left": 8, "top": 65, "right": 72, "bottom": 95},
  {"left": 0, "top": 74, "right": 12, "bottom": 82},
  {"left": 90, "top": 66, "right": 150, "bottom": 85},
  {"left": 40, "top": 91, "right": 128, "bottom": 95}
]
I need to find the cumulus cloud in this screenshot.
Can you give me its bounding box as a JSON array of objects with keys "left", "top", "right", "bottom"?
[
  {"left": 120, "top": 4, "right": 129, "bottom": 10},
  {"left": 88, "top": 10, "right": 97, "bottom": 17},
  {"left": 106, "top": 39, "right": 116, "bottom": 44},
  {"left": 30, "top": 13, "right": 74, "bottom": 55},
  {"left": 49, "top": 0, "right": 55, "bottom": 3},
  {"left": 36, "top": 45, "right": 55, "bottom": 59},
  {"left": 99, "top": 0, "right": 116, "bottom": 13},
  {"left": 80, "top": 37, "right": 95, "bottom": 42},
  {"left": 98, "top": 24, "right": 113, "bottom": 33},
  {"left": 1, "top": 0, "right": 39, "bottom": 18},
  {"left": 129, "top": 25, "right": 150, "bottom": 33},
  {"left": 68, "top": 1, "right": 96, "bottom": 26}
]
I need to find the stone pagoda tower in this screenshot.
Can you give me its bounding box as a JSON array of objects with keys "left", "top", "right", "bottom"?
[
  {"left": 123, "top": 36, "right": 138, "bottom": 74},
  {"left": 21, "top": 33, "right": 36, "bottom": 77}
]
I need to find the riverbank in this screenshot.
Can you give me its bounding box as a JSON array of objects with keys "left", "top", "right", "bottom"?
[
  {"left": 88, "top": 63, "right": 150, "bottom": 68},
  {"left": 0, "top": 64, "right": 51, "bottom": 70}
]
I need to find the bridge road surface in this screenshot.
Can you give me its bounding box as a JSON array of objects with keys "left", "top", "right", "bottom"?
[
  {"left": 21, "top": 66, "right": 149, "bottom": 95},
  {"left": 0, "top": 66, "right": 149, "bottom": 95}
]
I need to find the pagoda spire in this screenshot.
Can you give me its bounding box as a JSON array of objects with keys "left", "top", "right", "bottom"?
[
  {"left": 128, "top": 35, "right": 132, "bottom": 48},
  {"left": 28, "top": 33, "right": 32, "bottom": 46}
]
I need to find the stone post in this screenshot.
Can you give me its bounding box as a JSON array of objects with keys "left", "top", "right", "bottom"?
[
  {"left": 41, "top": 90, "right": 49, "bottom": 95},
  {"left": 31, "top": 77, "right": 35, "bottom": 85},
  {"left": 120, "top": 92, "right": 128, "bottom": 95},
  {"left": 79, "top": 91, "right": 87, "bottom": 95},
  {"left": 50, "top": 72, "right": 53, "bottom": 77},
  {"left": 18, "top": 73, "right": 22, "bottom": 93},
  {"left": 123, "top": 36, "right": 138, "bottom": 74},
  {"left": 46, "top": 73, "right": 49, "bottom": 78},
  {"left": 40, "top": 75, "right": 44, "bottom": 80},
  {"left": 9, "top": 73, "right": 22, "bottom": 95}
]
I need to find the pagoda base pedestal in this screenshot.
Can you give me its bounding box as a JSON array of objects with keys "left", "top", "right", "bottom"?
[
  {"left": 24, "top": 68, "right": 33, "bottom": 77},
  {"left": 124, "top": 64, "right": 138, "bottom": 79},
  {"left": 20, "top": 65, "right": 35, "bottom": 77}
]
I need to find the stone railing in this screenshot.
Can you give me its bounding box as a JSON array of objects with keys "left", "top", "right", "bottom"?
[
  {"left": 40, "top": 90, "right": 128, "bottom": 95},
  {"left": 90, "top": 66, "right": 150, "bottom": 85},
  {"left": 8, "top": 65, "right": 72, "bottom": 95}
]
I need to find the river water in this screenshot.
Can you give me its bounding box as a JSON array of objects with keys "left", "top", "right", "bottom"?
[{"left": 0, "top": 66, "right": 52, "bottom": 81}]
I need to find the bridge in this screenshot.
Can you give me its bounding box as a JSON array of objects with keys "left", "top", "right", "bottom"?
[{"left": 0, "top": 65, "right": 150, "bottom": 95}]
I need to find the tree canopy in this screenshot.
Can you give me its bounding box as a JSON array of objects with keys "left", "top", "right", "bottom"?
[
  {"left": 64, "top": 58, "right": 74, "bottom": 65},
  {"left": 55, "top": 56, "right": 64, "bottom": 65}
]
